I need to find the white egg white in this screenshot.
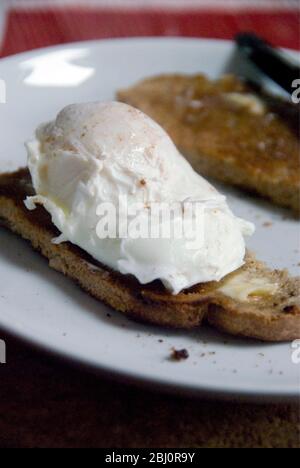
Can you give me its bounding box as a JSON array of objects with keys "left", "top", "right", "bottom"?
[{"left": 25, "top": 101, "right": 254, "bottom": 294}]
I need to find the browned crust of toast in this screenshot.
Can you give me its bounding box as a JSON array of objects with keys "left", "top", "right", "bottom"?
[
  {"left": 207, "top": 303, "right": 299, "bottom": 342},
  {"left": 117, "top": 74, "right": 300, "bottom": 214},
  {"left": 0, "top": 168, "right": 299, "bottom": 341}
]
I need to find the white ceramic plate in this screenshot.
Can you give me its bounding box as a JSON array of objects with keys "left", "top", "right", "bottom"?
[{"left": 0, "top": 38, "right": 299, "bottom": 401}]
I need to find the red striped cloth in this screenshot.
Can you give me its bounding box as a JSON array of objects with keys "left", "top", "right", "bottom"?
[{"left": 1, "top": 6, "right": 299, "bottom": 58}]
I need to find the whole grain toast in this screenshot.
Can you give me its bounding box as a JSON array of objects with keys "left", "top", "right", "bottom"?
[
  {"left": 117, "top": 74, "right": 300, "bottom": 214},
  {"left": 0, "top": 168, "right": 299, "bottom": 341}
]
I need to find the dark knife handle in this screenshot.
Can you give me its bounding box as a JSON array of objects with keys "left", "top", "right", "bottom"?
[{"left": 235, "top": 32, "right": 300, "bottom": 94}]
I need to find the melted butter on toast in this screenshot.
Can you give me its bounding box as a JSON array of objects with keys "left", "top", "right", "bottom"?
[{"left": 219, "top": 271, "right": 278, "bottom": 302}]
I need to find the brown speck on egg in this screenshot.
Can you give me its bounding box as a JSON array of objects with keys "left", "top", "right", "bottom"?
[{"left": 140, "top": 179, "right": 146, "bottom": 186}]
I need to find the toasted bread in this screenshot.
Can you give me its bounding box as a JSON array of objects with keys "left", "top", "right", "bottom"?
[
  {"left": 117, "top": 74, "right": 300, "bottom": 213},
  {"left": 0, "top": 169, "right": 299, "bottom": 341}
]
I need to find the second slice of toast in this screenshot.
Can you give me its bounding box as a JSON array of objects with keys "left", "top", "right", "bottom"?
[{"left": 118, "top": 74, "right": 300, "bottom": 213}]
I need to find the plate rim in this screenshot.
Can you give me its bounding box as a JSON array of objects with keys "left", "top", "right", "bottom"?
[
  {"left": 1, "top": 317, "right": 299, "bottom": 403},
  {"left": 0, "top": 36, "right": 298, "bottom": 66}
]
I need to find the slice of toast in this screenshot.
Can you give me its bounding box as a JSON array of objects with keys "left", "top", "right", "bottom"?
[
  {"left": 117, "top": 74, "right": 300, "bottom": 214},
  {"left": 0, "top": 169, "right": 299, "bottom": 341}
]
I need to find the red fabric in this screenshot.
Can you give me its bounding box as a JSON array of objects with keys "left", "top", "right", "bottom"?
[{"left": 1, "top": 7, "right": 299, "bottom": 58}]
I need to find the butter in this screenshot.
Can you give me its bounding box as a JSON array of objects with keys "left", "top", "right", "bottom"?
[
  {"left": 219, "top": 272, "right": 278, "bottom": 302},
  {"left": 223, "top": 93, "right": 265, "bottom": 115}
]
